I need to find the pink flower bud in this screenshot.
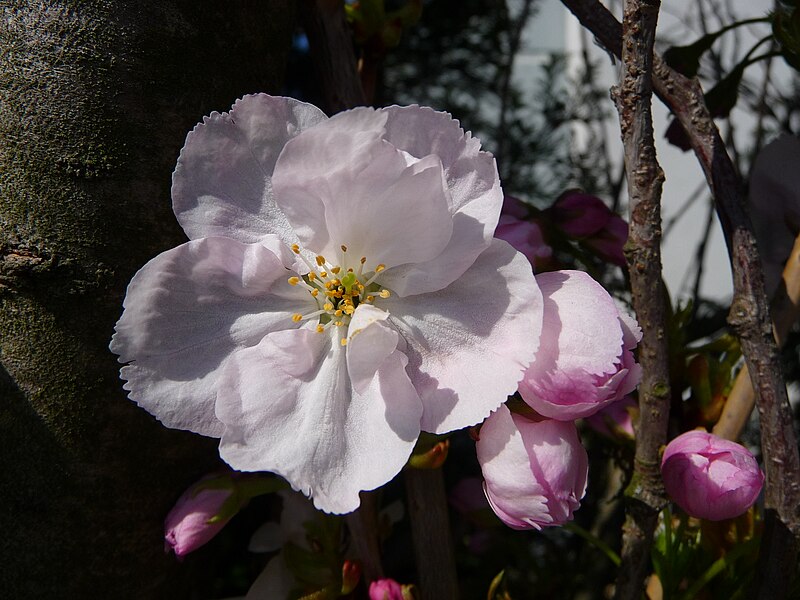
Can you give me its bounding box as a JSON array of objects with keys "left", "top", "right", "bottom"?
[
  {"left": 164, "top": 475, "right": 239, "bottom": 557},
  {"left": 661, "top": 430, "right": 764, "bottom": 521},
  {"left": 369, "top": 578, "right": 408, "bottom": 600},
  {"left": 518, "top": 270, "right": 642, "bottom": 421},
  {"left": 476, "top": 405, "right": 588, "bottom": 530},
  {"left": 551, "top": 192, "right": 611, "bottom": 238},
  {"left": 583, "top": 215, "right": 628, "bottom": 267}
]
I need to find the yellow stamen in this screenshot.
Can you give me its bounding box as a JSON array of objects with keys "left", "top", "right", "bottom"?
[
  {"left": 291, "top": 244, "right": 300, "bottom": 254},
  {"left": 347, "top": 268, "right": 354, "bottom": 273},
  {"left": 366, "top": 295, "right": 375, "bottom": 302},
  {"left": 323, "top": 302, "right": 334, "bottom": 311},
  {"left": 340, "top": 338, "right": 348, "bottom": 346},
  {"left": 292, "top": 313, "right": 303, "bottom": 322},
  {"left": 360, "top": 256, "right": 367, "bottom": 264},
  {"left": 334, "top": 320, "right": 343, "bottom": 327},
  {"left": 379, "top": 289, "right": 391, "bottom": 298},
  {"left": 319, "top": 271, "right": 327, "bottom": 278},
  {"left": 308, "top": 272, "right": 317, "bottom": 281},
  {"left": 316, "top": 325, "right": 325, "bottom": 333},
  {"left": 310, "top": 289, "right": 319, "bottom": 297},
  {"left": 287, "top": 276, "right": 300, "bottom": 286},
  {"left": 334, "top": 309, "right": 343, "bottom": 317},
  {"left": 316, "top": 255, "right": 326, "bottom": 266},
  {"left": 343, "top": 305, "right": 354, "bottom": 315},
  {"left": 341, "top": 245, "right": 348, "bottom": 252},
  {"left": 331, "top": 266, "right": 341, "bottom": 274},
  {"left": 325, "top": 281, "right": 334, "bottom": 289},
  {"left": 375, "top": 264, "right": 385, "bottom": 273}
]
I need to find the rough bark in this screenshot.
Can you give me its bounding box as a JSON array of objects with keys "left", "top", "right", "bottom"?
[
  {"left": 0, "top": 1, "right": 293, "bottom": 597},
  {"left": 613, "top": 1, "right": 669, "bottom": 598}
]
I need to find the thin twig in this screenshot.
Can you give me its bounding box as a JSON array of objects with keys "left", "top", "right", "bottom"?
[
  {"left": 612, "top": 1, "right": 669, "bottom": 598},
  {"left": 559, "top": 1, "right": 800, "bottom": 596}
]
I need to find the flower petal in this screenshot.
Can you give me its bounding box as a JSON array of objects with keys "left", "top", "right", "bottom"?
[
  {"left": 346, "top": 304, "right": 399, "bottom": 395},
  {"left": 476, "top": 405, "right": 550, "bottom": 530},
  {"left": 172, "top": 94, "right": 327, "bottom": 243},
  {"left": 532, "top": 270, "right": 624, "bottom": 375},
  {"left": 110, "top": 236, "right": 309, "bottom": 436},
  {"left": 377, "top": 105, "right": 503, "bottom": 296},
  {"left": 273, "top": 107, "right": 453, "bottom": 269},
  {"left": 216, "top": 329, "right": 422, "bottom": 514},
  {"left": 388, "top": 239, "right": 542, "bottom": 433}
]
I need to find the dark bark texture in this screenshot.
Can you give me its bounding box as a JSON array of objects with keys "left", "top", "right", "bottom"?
[
  {"left": 0, "top": 1, "right": 293, "bottom": 597},
  {"left": 614, "top": 1, "right": 668, "bottom": 598}
]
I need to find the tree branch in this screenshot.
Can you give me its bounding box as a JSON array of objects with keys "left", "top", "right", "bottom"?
[
  {"left": 612, "top": 1, "right": 669, "bottom": 598},
  {"left": 560, "top": 1, "right": 800, "bottom": 596}
]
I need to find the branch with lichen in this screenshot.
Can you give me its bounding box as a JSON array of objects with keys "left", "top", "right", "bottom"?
[
  {"left": 612, "top": 1, "right": 669, "bottom": 598},
  {"left": 559, "top": 0, "right": 800, "bottom": 596}
]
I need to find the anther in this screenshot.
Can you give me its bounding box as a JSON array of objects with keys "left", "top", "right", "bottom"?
[
  {"left": 331, "top": 266, "right": 341, "bottom": 274},
  {"left": 291, "top": 244, "right": 300, "bottom": 254},
  {"left": 323, "top": 302, "right": 334, "bottom": 311},
  {"left": 308, "top": 272, "right": 317, "bottom": 281},
  {"left": 341, "top": 245, "right": 348, "bottom": 252},
  {"left": 316, "top": 255, "right": 326, "bottom": 266},
  {"left": 334, "top": 309, "right": 343, "bottom": 317},
  {"left": 316, "top": 325, "right": 325, "bottom": 333},
  {"left": 360, "top": 257, "right": 367, "bottom": 264},
  {"left": 340, "top": 338, "right": 348, "bottom": 346},
  {"left": 334, "top": 320, "right": 343, "bottom": 327},
  {"left": 379, "top": 289, "right": 391, "bottom": 298},
  {"left": 375, "top": 264, "right": 386, "bottom": 273},
  {"left": 366, "top": 295, "right": 375, "bottom": 302},
  {"left": 310, "top": 289, "right": 319, "bottom": 297},
  {"left": 292, "top": 313, "right": 303, "bottom": 322},
  {"left": 319, "top": 271, "right": 327, "bottom": 278},
  {"left": 287, "top": 277, "right": 301, "bottom": 286}
]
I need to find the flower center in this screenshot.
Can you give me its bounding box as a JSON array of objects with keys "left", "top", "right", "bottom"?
[{"left": 287, "top": 243, "right": 392, "bottom": 346}]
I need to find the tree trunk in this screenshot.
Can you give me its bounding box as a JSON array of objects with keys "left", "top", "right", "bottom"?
[{"left": 0, "top": 1, "right": 293, "bottom": 596}]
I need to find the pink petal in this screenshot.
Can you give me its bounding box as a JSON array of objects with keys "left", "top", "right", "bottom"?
[
  {"left": 172, "top": 94, "right": 327, "bottom": 243},
  {"left": 216, "top": 330, "right": 422, "bottom": 514},
  {"left": 519, "top": 270, "right": 629, "bottom": 420},
  {"left": 377, "top": 105, "right": 504, "bottom": 296},
  {"left": 346, "top": 305, "right": 399, "bottom": 395},
  {"left": 110, "top": 236, "right": 310, "bottom": 436},
  {"left": 388, "top": 239, "right": 542, "bottom": 433},
  {"left": 476, "top": 405, "right": 551, "bottom": 530},
  {"left": 273, "top": 109, "right": 453, "bottom": 270}
]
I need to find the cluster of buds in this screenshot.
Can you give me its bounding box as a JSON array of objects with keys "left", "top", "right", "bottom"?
[{"left": 495, "top": 192, "right": 628, "bottom": 271}]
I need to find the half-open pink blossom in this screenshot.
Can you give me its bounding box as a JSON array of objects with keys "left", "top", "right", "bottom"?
[
  {"left": 476, "top": 405, "right": 588, "bottom": 529},
  {"left": 518, "top": 270, "right": 641, "bottom": 421},
  {"left": 661, "top": 430, "right": 764, "bottom": 521},
  {"left": 111, "top": 95, "right": 543, "bottom": 514}
]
